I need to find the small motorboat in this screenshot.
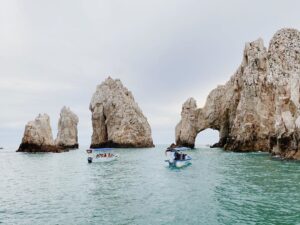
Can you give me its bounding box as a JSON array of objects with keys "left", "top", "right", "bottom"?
[
  {"left": 86, "top": 148, "right": 119, "bottom": 163},
  {"left": 165, "top": 148, "right": 192, "bottom": 168}
]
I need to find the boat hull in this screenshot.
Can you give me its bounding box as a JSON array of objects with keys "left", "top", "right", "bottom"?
[
  {"left": 166, "top": 159, "right": 191, "bottom": 168},
  {"left": 88, "top": 155, "right": 119, "bottom": 163},
  {"left": 87, "top": 155, "right": 119, "bottom": 163}
]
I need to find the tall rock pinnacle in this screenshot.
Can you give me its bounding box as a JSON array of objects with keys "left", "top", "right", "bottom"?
[{"left": 90, "top": 77, "right": 154, "bottom": 148}]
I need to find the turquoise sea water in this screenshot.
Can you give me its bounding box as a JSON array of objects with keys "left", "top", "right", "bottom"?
[{"left": 1, "top": 145, "right": 300, "bottom": 225}]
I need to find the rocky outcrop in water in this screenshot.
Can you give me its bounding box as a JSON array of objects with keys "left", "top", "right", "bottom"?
[
  {"left": 176, "top": 28, "right": 300, "bottom": 160},
  {"left": 55, "top": 106, "right": 79, "bottom": 149},
  {"left": 17, "top": 114, "right": 62, "bottom": 152},
  {"left": 175, "top": 98, "right": 198, "bottom": 148},
  {"left": 90, "top": 77, "right": 154, "bottom": 148}
]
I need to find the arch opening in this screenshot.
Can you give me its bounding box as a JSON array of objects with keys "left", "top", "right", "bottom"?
[{"left": 195, "top": 128, "right": 219, "bottom": 148}]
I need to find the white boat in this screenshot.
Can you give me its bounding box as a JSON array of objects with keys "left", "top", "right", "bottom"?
[
  {"left": 86, "top": 148, "right": 119, "bottom": 163},
  {"left": 165, "top": 149, "right": 192, "bottom": 168}
]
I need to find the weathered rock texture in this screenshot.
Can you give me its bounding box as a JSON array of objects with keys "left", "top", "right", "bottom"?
[
  {"left": 90, "top": 77, "right": 154, "bottom": 148},
  {"left": 17, "top": 114, "right": 63, "bottom": 152},
  {"left": 176, "top": 28, "right": 300, "bottom": 159},
  {"left": 55, "top": 106, "right": 79, "bottom": 149}
]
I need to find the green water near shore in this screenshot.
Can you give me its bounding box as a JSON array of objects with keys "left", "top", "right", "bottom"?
[{"left": 1, "top": 145, "right": 300, "bottom": 225}]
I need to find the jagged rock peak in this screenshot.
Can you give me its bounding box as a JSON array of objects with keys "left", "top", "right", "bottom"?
[
  {"left": 175, "top": 28, "right": 300, "bottom": 160},
  {"left": 55, "top": 106, "right": 79, "bottom": 149},
  {"left": 175, "top": 98, "right": 198, "bottom": 148},
  {"left": 90, "top": 77, "right": 154, "bottom": 148},
  {"left": 17, "top": 113, "right": 62, "bottom": 152}
]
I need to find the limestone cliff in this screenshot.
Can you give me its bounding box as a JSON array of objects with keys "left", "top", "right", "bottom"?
[
  {"left": 17, "top": 114, "right": 62, "bottom": 152},
  {"left": 176, "top": 28, "right": 300, "bottom": 159},
  {"left": 90, "top": 77, "right": 154, "bottom": 148},
  {"left": 55, "top": 106, "right": 79, "bottom": 149}
]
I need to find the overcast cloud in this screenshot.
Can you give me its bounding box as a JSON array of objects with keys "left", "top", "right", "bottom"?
[{"left": 1, "top": 0, "right": 300, "bottom": 148}]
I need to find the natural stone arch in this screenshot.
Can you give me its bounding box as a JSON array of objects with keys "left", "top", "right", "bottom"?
[
  {"left": 176, "top": 86, "right": 233, "bottom": 149},
  {"left": 176, "top": 28, "right": 300, "bottom": 160},
  {"left": 176, "top": 37, "right": 271, "bottom": 151},
  {"left": 175, "top": 37, "right": 270, "bottom": 150}
]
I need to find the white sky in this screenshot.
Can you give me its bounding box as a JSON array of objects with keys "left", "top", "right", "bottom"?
[{"left": 1, "top": 0, "right": 300, "bottom": 148}]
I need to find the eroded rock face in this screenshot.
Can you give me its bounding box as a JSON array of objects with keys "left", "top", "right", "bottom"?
[
  {"left": 176, "top": 28, "right": 300, "bottom": 159},
  {"left": 55, "top": 106, "right": 79, "bottom": 149},
  {"left": 175, "top": 98, "right": 198, "bottom": 148},
  {"left": 90, "top": 77, "right": 154, "bottom": 148},
  {"left": 17, "top": 114, "right": 62, "bottom": 152}
]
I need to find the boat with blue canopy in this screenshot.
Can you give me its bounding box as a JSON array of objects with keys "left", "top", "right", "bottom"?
[{"left": 165, "top": 148, "right": 192, "bottom": 168}]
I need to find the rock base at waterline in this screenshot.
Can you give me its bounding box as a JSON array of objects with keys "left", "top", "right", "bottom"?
[
  {"left": 17, "top": 143, "right": 68, "bottom": 153},
  {"left": 90, "top": 141, "right": 154, "bottom": 149}
]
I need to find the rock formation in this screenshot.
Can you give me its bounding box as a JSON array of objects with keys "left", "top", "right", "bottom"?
[
  {"left": 17, "top": 114, "right": 62, "bottom": 152},
  {"left": 176, "top": 28, "right": 300, "bottom": 160},
  {"left": 90, "top": 77, "right": 154, "bottom": 148},
  {"left": 55, "top": 106, "right": 79, "bottom": 149}
]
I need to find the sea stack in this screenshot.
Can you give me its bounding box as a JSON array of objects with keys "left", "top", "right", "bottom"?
[
  {"left": 17, "top": 114, "right": 61, "bottom": 152},
  {"left": 176, "top": 28, "right": 300, "bottom": 160},
  {"left": 90, "top": 77, "right": 154, "bottom": 148},
  {"left": 55, "top": 106, "right": 79, "bottom": 149}
]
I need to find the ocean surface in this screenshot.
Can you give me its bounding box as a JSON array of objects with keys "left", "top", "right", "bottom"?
[{"left": 1, "top": 145, "right": 300, "bottom": 225}]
